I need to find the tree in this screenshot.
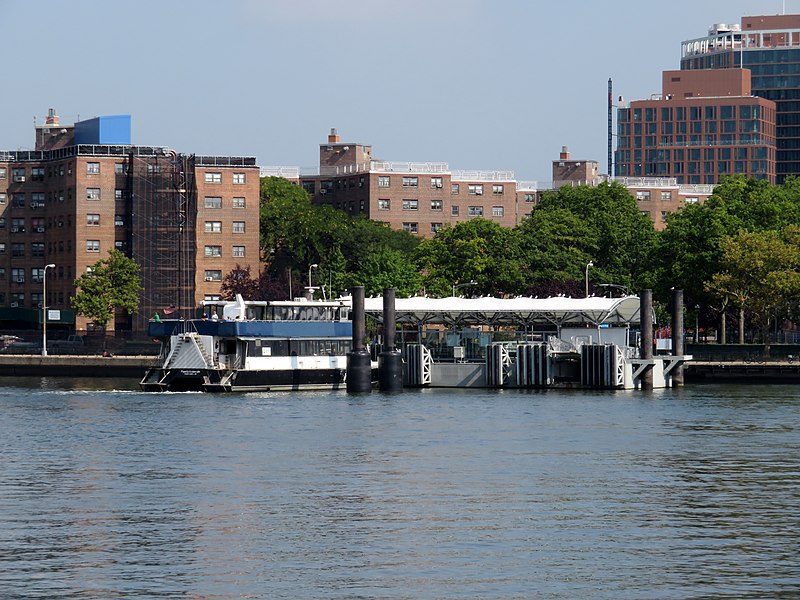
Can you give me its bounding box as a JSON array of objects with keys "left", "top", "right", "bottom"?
[
  {"left": 415, "top": 218, "right": 524, "bottom": 297},
  {"left": 71, "top": 249, "right": 143, "bottom": 329},
  {"left": 517, "top": 182, "right": 657, "bottom": 294},
  {"left": 705, "top": 226, "right": 800, "bottom": 355},
  {"left": 344, "top": 247, "right": 423, "bottom": 298},
  {"left": 220, "top": 264, "right": 261, "bottom": 300}
]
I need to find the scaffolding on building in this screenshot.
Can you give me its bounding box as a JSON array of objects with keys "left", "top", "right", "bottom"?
[{"left": 127, "top": 151, "right": 197, "bottom": 333}]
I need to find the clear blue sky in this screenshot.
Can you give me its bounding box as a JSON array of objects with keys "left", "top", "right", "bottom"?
[{"left": 0, "top": 0, "right": 788, "bottom": 182}]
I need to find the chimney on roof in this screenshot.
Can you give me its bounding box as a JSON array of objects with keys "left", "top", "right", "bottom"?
[
  {"left": 328, "top": 128, "right": 340, "bottom": 144},
  {"left": 560, "top": 145, "right": 570, "bottom": 160},
  {"left": 45, "top": 108, "right": 59, "bottom": 126}
]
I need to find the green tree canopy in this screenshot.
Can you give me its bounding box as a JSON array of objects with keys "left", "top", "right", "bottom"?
[
  {"left": 415, "top": 218, "right": 523, "bottom": 297},
  {"left": 517, "top": 181, "right": 657, "bottom": 294},
  {"left": 71, "top": 249, "right": 143, "bottom": 329},
  {"left": 705, "top": 226, "right": 800, "bottom": 353}
]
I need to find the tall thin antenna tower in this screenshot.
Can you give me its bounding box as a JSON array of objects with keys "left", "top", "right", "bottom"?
[{"left": 607, "top": 78, "right": 613, "bottom": 176}]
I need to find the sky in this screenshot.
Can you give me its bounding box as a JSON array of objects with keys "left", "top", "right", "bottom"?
[{"left": 0, "top": 0, "right": 791, "bottom": 182}]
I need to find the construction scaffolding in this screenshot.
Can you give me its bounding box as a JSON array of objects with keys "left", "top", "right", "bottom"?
[{"left": 127, "top": 150, "right": 197, "bottom": 333}]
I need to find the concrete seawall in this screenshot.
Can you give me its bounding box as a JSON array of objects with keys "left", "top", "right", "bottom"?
[{"left": 0, "top": 355, "right": 159, "bottom": 378}]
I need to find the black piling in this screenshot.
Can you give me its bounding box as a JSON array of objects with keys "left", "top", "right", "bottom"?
[
  {"left": 671, "top": 288, "right": 685, "bottom": 387},
  {"left": 640, "top": 289, "right": 653, "bottom": 390},
  {"left": 347, "top": 286, "right": 372, "bottom": 393},
  {"left": 378, "top": 288, "right": 403, "bottom": 392}
]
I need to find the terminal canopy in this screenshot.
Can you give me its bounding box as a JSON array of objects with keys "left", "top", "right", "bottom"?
[{"left": 363, "top": 295, "right": 644, "bottom": 328}]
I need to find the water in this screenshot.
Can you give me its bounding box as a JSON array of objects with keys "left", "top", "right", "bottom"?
[{"left": 0, "top": 379, "right": 798, "bottom": 599}]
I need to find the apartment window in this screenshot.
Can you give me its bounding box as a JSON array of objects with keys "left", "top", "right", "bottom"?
[
  {"left": 232, "top": 245, "right": 246, "bottom": 257},
  {"left": 492, "top": 206, "right": 504, "bottom": 217},
  {"left": 204, "top": 294, "right": 222, "bottom": 302},
  {"left": 204, "top": 245, "right": 222, "bottom": 257},
  {"left": 635, "top": 190, "right": 651, "bottom": 201},
  {"left": 115, "top": 241, "right": 127, "bottom": 252},
  {"left": 232, "top": 197, "right": 246, "bottom": 209},
  {"left": 0, "top": 218, "right": 4, "bottom": 229},
  {"left": 10, "top": 292, "right": 24, "bottom": 306},
  {"left": 115, "top": 189, "right": 124, "bottom": 200},
  {"left": 0, "top": 269, "right": 4, "bottom": 280},
  {"left": 204, "top": 197, "right": 222, "bottom": 209},
  {"left": 402, "top": 222, "right": 418, "bottom": 234},
  {"left": 0, "top": 243, "right": 5, "bottom": 255},
  {"left": 31, "top": 268, "right": 45, "bottom": 284},
  {"left": 492, "top": 184, "right": 504, "bottom": 195},
  {"left": 468, "top": 206, "right": 483, "bottom": 216},
  {"left": 451, "top": 183, "right": 459, "bottom": 195},
  {"left": 204, "top": 270, "right": 222, "bottom": 282},
  {"left": 402, "top": 199, "right": 418, "bottom": 210},
  {"left": 87, "top": 188, "right": 101, "bottom": 200},
  {"left": 468, "top": 184, "right": 484, "bottom": 195},
  {"left": 232, "top": 172, "right": 246, "bottom": 184},
  {"left": 451, "top": 205, "right": 459, "bottom": 216},
  {"left": 86, "top": 214, "right": 100, "bottom": 226},
  {"left": 147, "top": 164, "right": 161, "bottom": 174},
  {"left": 31, "top": 168, "right": 45, "bottom": 181},
  {"left": 11, "top": 218, "right": 25, "bottom": 233},
  {"left": 0, "top": 167, "right": 5, "bottom": 179},
  {"left": 0, "top": 193, "right": 6, "bottom": 204},
  {"left": 31, "top": 243, "right": 45, "bottom": 257},
  {"left": 431, "top": 177, "right": 443, "bottom": 189},
  {"left": 232, "top": 221, "right": 246, "bottom": 233},
  {"left": 12, "top": 168, "right": 26, "bottom": 182},
  {"left": 378, "top": 199, "right": 390, "bottom": 210},
  {"left": 86, "top": 240, "right": 100, "bottom": 252},
  {"left": 115, "top": 163, "right": 125, "bottom": 175},
  {"left": 301, "top": 181, "right": 315, "bottom": 195},
  {"left": 402, "top": 177, "right": 418, "bottom": 188},
  {"left": 661, "top": 211, "right": 669, "bottom": 222},
  {"left": 431, "top": 222, "right": 443, "bottom": 233},
  {"left": 205, "top": 221, "right": 222, "bottom": 233},
  {"left": 12, "top": 268, "right": 24, "bottom": 283},
  {"left": 431, "top": 199, "right": 443, "bottom": 211},
  {"left": 32, "top": 218, "right": 44, "bottom": 233},
  {"left": 205, "top": 172, "right": 222, "bottom": 184},
  {"left": 661, "top": 191, "right": 672, "bottom": 201},
  {"left": 86, "top": 162, "right": 100, "bottom": 174},
  {"left": 115, "top": 215, "right": 125, "bottom": 227},
  {"left": 12, "top": 193, "right": 25, "bottom": 208},
  {"left": 11, "top": 243, "right": 24, "bottom": 258},
  {"left": 524, "top": 193, "right": 536, "bottom": 203},
  {"left": 31, "top": 193, "right": 45, "bottom": 207},
  {"left": 685, "top": 197, "right": 699, "bottom": 205}
]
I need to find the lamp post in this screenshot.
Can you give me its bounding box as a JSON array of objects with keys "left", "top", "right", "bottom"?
[
  {"left": 585, "top": 261, "right": 594, "bottom": 297},
  {"left": 694, "top": 304, "right": 700, "bottom": 344},
  {"left": 308, "top": 263, "right": 318, "bottom": 297},
  {"left": 41, "top": 263, "right": 55, "bottom": 357},
  {"left": 452, "top": 280, "right": 477, "bottom": 297}
]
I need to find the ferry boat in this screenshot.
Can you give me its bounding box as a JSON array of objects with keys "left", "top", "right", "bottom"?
[{"left": 140, "top": 295, "right": 363, "bottom": 392}]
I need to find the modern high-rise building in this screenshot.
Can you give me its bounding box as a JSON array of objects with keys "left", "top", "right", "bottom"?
[
  {"left": 680, "top": 14, "right": 800, "bottom": 182},
  {"left": 0, "top": 110, "right": 260, "bottom": 334},
  {"left": 615, "top": 68, "right": 777, "bottom": 184}
]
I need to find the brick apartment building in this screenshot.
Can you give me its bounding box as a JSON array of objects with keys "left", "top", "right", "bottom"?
[
  {"left": 293, "top": 129, "right": 525, "bottom": 237},
  {"left": 0, "top": 110, "right": 260, "bottom": 334},
  {"left": 615, "top": 69, "right": 777, "bottom": 185}
]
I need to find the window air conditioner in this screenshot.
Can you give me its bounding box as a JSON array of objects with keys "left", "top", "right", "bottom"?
[
  {"left": 476, "top": 190, "right": 483, "bottom": 195},
  {"left": 320, "top": 189, "right": 327, "bottom": 194},
  {"left": 13, "top": 175, "right": 25, "bottom": 183},
  {"left": 10, "top": 302, "right": 18, "bottom": 307},
  {"left": 36, "top": 227, "right": 45, "bottom": 233},
  {"left": 31, "top": 202, "right": 38, "bottom": 209},
  {"left": 10, "top": 227, "right": 18, "bottom": 233},
  {"left": 16, "top": 277, "right": 24, "bottom": 283},
  {"left": 205, "top": 276, "right": 214, "bottom": 281}
]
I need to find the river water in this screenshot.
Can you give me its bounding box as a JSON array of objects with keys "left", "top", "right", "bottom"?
[{"left": 0, "top": 378, "right": 798, "bottom": 599}]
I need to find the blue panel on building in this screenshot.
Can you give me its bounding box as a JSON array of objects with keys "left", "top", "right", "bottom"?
[{"left": 74, "top": 115, "right": 131, "bottom": 145}]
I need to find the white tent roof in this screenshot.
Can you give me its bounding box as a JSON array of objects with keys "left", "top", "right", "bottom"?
[{"left": 363, "top": 295, "right": 644, "bottom": 327}]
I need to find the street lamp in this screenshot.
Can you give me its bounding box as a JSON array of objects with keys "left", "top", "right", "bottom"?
[
  {"left": 694, "top": 304, "right": 700, "bottom": 344},
  {"left": 41, "top": 263, "right": 55, "bottom": 357},
  {"left": 585, "top": 261, "right": 594, "bottom": 297},
  {"left": 308, "top": 263, "right": 318, "bottom": 295},
  {"left": 452, "top": 280, "right": 477, "bottom": 297}
]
